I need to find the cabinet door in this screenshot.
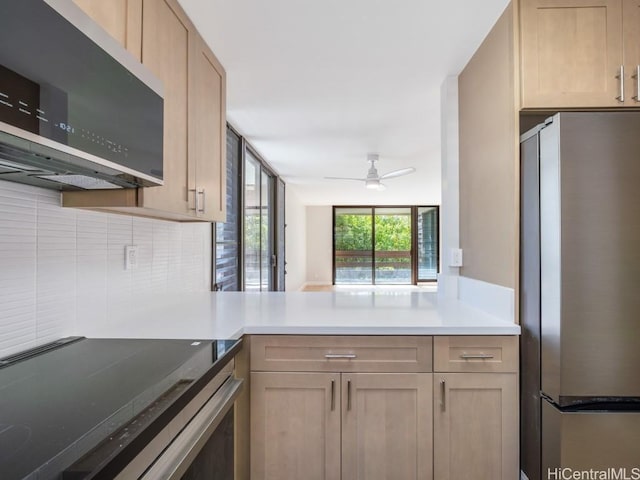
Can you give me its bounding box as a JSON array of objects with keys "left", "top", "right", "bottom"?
[
  {"left": 139, "top": 0, "right": 192, "bottom": 217},
  {"left": 189, "top": 33, "right": 226, "bottom": 222},
  {"left": 433, "top": 373, "right": 518, "bottom": 480},
  {"left": 73, "top": 0, "right": 142, "bottom": 60},
  {"left": 250, "top": 372, "right": 341, "bottom": 480},
  {"left": 520, "top": 0, "right": 623, "bottom": 108},
  {"left": 623, "top": 0, "right": 640, "bottom": 105},
  {"left": 342, "top": 373, "right": 433, "bottom": 480}
]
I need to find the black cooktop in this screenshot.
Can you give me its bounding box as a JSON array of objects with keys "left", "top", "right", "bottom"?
[{"left": 0, "top": 337, "right": 240, "bottom": 480}]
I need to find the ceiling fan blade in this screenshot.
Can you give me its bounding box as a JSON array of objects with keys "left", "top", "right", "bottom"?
[
  {"left": 324, "top": 176, "right": 365, "bottom": 182},
  {"left": 379, "top": 167, "right": 416, "bottom": 180}
]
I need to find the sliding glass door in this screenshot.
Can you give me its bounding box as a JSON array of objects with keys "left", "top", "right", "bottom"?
[
  {"left": 334, "top": 207, "right": 373, "bottom": 284},
  {"left": 416, "top": 206, "right": 439, "bottom": 282},
  {"left": 333, "top": 206, "right": 439, "bottom": 285},
  {"left": 374, "top": 207, "right": 412, "bottom": 284}
]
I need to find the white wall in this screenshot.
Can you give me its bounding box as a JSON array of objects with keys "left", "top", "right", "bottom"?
[
  {"left": 305, "top": 205, "right": 333, "bottom": 285},
  {"left": 439, "top": 76, "right": 461, "bottom": 299},
  {"left": 0, "top": 180, "right": 212, "bottom": 358},
  {"left": 284, "top": 186, "right": 307, "bottom": 291},
  {"left": 439, "top": 76, "right": 514, "bottom": 322}
]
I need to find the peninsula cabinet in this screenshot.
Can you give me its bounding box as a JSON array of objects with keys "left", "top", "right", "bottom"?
[
  {"left": 433, "top": 336, "right": 519, "bottom": 480},
  {"left": 249, "top": 335, "right": 519, "bottom": 480},
  {"left": 250, "top": 336, "right": 434, "bottom": 480},
  {"left": 520, "top": 0, "right": 640, "bottom": 108},
  {"left": 64, "top": 0, "right": 226, "bottom": 222}
]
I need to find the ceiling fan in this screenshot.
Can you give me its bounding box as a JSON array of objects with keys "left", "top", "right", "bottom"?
[{"left": 325, "top": 153, "right": 415, "bottom": 191}]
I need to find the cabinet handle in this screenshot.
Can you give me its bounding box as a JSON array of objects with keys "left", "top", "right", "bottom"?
[
  {"left": 633, "top": 65, "right": 640, "bottom": 101},
  {"left": 324, "top": 354, "right": 357, "bottom": 359},
  {"left": 440, "top": 379, "right": 446, "bottom": 411},
  {"left": 197, "top": 189, "right": 206, "bottom": 214},
  {"left": 459, "top": 353, "right": 494, "bottom": 359},
  {"left": 330, "top": 379, "right": 335, "bottom": 411},
  {"left": 347, "top": 380, "right": 352, "bottom": 411},
  {"left": 189, "top": 188, "right": 199, "bottom": 212},
  {"left": 616, "top": 65, "right": 625, "bottom": 102}
]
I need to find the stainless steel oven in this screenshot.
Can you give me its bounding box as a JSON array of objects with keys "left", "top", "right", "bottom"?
[{"left": 118, "top": 360, "right": 243, "bottom": 480}]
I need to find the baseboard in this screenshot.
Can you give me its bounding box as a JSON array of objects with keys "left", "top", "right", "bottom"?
[{"left": 458, "top": 276, "right": 515, "bottom": 323}]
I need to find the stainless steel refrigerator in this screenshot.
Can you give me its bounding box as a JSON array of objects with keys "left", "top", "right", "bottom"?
[{"left": 520, "top": 112, "right": 640, "bottom": 480}]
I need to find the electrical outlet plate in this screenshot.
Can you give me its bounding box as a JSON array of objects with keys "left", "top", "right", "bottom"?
[
  {"left": 450, "top": 248, "right": 463, "bottom": 267},
  {"left": 125, "top": 245, "right": 138, "bottom": 270}
]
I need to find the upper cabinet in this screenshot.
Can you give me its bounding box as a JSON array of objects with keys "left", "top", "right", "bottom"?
[
  {"left": 189, "top": 34, "right": 227, "bottom": 222},
  {"left": 65, "top": 0, "right": 226, "bottom": 222},
  {"left": 520, "top": 0, "right": 640, "bottom": 108},
  {"left": 72, "top": 0, "right": 142, "bottom": 61}
]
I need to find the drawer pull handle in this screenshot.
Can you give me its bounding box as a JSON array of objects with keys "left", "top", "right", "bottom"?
[
  {"left": 460, "top": 353, "right": 494, "bottom": 359},
  {"left": 440, "top": 379, "right": 446, "bottom": 411},
  {"left": 347, "top": 380, "right": 352, "bottom": 411},
  {"left": 324, "top": 354, "right": 357, "bottom": 359}
]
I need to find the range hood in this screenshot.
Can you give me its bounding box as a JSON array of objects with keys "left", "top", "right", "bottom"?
[{"left": 0, "top": 0, "right": 164, "bottom": 191}]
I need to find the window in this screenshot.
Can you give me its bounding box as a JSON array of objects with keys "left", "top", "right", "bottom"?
[
  {"left": 214, "top": 127, "right": 286, "bottom": 291},
  {"left": 333, "top": 206, "right": 439, "bottom": 285},
  {"left": 214, "top": 126, "right": 241, "bottom": 291}
]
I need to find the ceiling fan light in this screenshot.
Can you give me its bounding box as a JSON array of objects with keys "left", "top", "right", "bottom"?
[{"left": 365, "top": 179, "right": 379, "bottom": 189}]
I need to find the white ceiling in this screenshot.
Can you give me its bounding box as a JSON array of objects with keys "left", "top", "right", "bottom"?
[{"left": 178, "top": 0, "right": 509, "bottom": 205}]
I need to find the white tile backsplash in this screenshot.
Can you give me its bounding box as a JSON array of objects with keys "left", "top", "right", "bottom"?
[{"left": 0, "top": 180, "right": 212, "bottom": 358}]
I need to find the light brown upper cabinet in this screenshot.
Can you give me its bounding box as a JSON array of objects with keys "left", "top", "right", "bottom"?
[
  {"left": 72, "top": 0, "right": 142, "bottom": 60},
  {"left": 188, "top": 33, "right": 227, "bottom": 222},
  {"left": 520, "top": 0, "right": 640, "bottom": 108},
  {"left": 65, "top": 0, "right": 226, "bottom": 222}
]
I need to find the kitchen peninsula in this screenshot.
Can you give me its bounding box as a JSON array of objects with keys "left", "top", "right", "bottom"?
[
  {"left": 83, "top": 291, "right": 519, "bottom": 480},
  {"left": 83, "top": 291, "right": 520, "bottom": 339}
]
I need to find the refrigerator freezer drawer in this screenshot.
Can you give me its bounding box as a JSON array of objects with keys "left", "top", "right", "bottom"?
[{"left": 542, "top": 400, "right": 640, "bottom": 474}]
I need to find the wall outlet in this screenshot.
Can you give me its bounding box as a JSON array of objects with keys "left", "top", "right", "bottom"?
[
  {"left": 125, "top": 245, "right": 138, "bottom": 270},
  {"left": 449, "top": 248, "right": 463, "bottom": 267}
]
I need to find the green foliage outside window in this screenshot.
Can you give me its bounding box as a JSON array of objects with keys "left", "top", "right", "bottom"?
[{"left": 335, "top": 214, "right": 411, "bottom": 251}]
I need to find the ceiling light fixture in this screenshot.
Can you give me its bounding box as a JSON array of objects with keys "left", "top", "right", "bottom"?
[{"left": 325, "top": 153, "right": 414, "bottom": 191}]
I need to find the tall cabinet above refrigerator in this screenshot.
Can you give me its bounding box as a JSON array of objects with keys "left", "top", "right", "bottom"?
[{"left": 520, "top": 112, "right": 640, "bottom": 480}]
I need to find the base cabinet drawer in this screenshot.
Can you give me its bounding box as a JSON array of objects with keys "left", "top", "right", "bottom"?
[
  {"left": 250, "top": 335, "right": 432, "bottom": 373},
  {"left": 434, "top": 335, "right": 518, "bottom": 373}
]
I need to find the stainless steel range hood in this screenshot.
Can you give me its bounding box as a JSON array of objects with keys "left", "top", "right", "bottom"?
[{"left": 0, "top": 0, "right": 164, "bottom": 191}]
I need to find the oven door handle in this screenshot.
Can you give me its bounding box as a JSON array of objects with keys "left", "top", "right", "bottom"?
[{"left": 140, "top": 376, "right": 244, "bottom": 480}]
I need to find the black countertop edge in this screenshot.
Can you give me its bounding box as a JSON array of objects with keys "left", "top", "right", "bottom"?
[{"left": 65, "top": 337, "right": 243, "bottom": 480}]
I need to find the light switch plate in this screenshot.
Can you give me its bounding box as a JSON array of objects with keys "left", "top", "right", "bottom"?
[
  {"left": 449, "top": 248, "right": 463, "bottom": 267},
  {"left": 125, "top": 245, "right": 138, "bottom": 270}
]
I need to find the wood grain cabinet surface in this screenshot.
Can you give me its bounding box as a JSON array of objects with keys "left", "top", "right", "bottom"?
[
  {"left": 64, "top": 0, "right": 226, "bottom": 222},
  {"left": 433, "top": 373, "right": 519, "bottom": 480},
  {"left": 341, "top": 373, "right": 433, "bottom": 480},
  {"left": 250, "top": 372, "right": 341, "bottom": 480},
  {"left": 433, "top": 335, "right": 518, "bottom": 373},
  {"left": 72, "top": 0, "right": 142, "bottom": 60},
  {"left": 250, "top": 335, "right": 432, "bottom": 373},
  {"left": 520, "top": 0, "right": 640, "bottom": 108},
  {"left": 249, "top": 335, "right": 518, "bottom": 480}
]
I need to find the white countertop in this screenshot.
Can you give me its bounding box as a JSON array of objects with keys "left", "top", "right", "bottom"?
[{"left": 84, "top": 291, "right": 520, "bottom": 340}]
